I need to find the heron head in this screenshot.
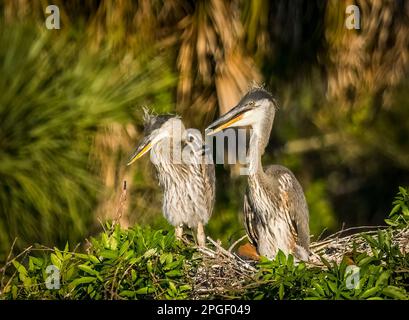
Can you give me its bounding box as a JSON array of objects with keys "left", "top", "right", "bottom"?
[
  {"left": 127, "top": 113, "right": 184, "bottom": 166},
  {"left": 205, "top": 88, "right": 277, "bottom": 135}
]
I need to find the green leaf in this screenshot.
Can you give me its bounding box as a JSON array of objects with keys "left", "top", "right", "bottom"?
[
  {"left": 78, "top": 264, "right": 99, "bottom": 276},
  {"left": 327, "top": 281, "right": 337, "bottom": 294},
  {"left": 362, "top": 234, "right": 377, "bottom": 248},
  {"left": 75, "top": 253, "right": 89, "bottom": 260},
  {"left": 12, "top": 285, "right": 18, "bottom": 299},
  {"left": 119, "top": 240, "right": 130, "bottom": 256},
  {"left": 120, "top": 290, "right": 136, "bottom": 298},
  {"left": 12, "top": 260, "right": 28, "bottom": 277},
  {"left": 168, "top": 281, "right": 177, "bottom": 293},
  {"left": 99, "top": 250, "right": 118, "bottom": 260},
  {"left": 277, "top": 250, "right": 286, "bottom": 265},
  {"left": 287, "top": 254, "right": 294, "bottom": 268},
  {"left": 131, "top": 269, "right": 137, "bottom": 282},
  {"left": 164, "top": 260, "right": 181, "bottom": 270},
  {"left": 69, "top": 277, "right": 96, "bottom": 289},
  {"left": 320, "top": 256, "right": 332, "bottom": 270},
  {"left": 88, "top": 255, "right": 100, "bottom": 264},
  {"left": 377, "top": 230, "right": 385, "bottom": 247},
  {"left": 360, "top": 287, "right": 379, "bottom": 299},
  {"left": 143, "top": 248, "right": 157, "bottom": 259},
  {"left": 147, "top": 261, "right": 153, "bottom": 273},
  {"left": 124, "top": 250, "right": 135, "bottom": 260},
  {"left": 166, "top": 270, "right": 182, "bottom": 277},
  {"left": 382, "top": 286, "right": 408, "bottom": 300},
  {"left": 384, "top": 219, "right": 399, "bottom": 226},
  {"left": 128, "top": 257, "right": 142, "bottom": 265},
  {"left": 50, "top": 253, "right": 61, "bottom": 269},
  {"left": 160, "top": 253, "right": 173, "bottom": 265},
  {"left": 279, "top": 283, "right": 285, "bottom": 300},
  {"left": 375, "top": 271, "right": 390, "bottom": 287},
  {"left": 358, "top": 256, "right": 375, "bottom": 267},
  {"left": 179, "top": 284, "right": 191, "bottom": 292},
  {"left": 135, "top": 287, "right": 155, "bottom": 295},
  {"left": 389, "top": 204, "right": 401, "bottom": 216},
  {"left": 160, "top": 253, "right": 170, "bottom": 265},
  {"left": 54, "top": 248, "right": 63, "bottom": 260},
  {"left": 312, "top": 283, "right": 325, "bottom": 296}
]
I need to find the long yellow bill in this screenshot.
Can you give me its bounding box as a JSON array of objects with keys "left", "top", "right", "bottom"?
[
  {"left": 207, "top": 114, "right": 243, "bottom": 136},
  {"left": 127, "top": 142, "right": 152, "bottom": 166}
]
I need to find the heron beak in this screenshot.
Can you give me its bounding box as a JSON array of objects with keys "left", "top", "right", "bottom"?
[
  {"left": 206, "top": 103, "right": 250, "bottom": 136},
  {"left": 127, "top": 137, "right": 153, "bottom": 166},
  {"left": 206, "top": 114, "right": 244, "bottom": 136}
]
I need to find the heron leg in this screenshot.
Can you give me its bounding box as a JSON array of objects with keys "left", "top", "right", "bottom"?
[
  {"left": 175, "top": 225, "right": 183, "bottom": 241},
  {"left": 197, "top": 222, "right": 206, "bottom": 247}
]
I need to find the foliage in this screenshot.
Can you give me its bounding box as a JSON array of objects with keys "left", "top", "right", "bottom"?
[
  {"left": 0, "top": 21, "right": 175, "bottom": 259},
  {"left": 1, "top": 224, "right": 197, "bottom": 299},
  {"left": 1, "top": 224, "right": 407, "bottom": 300},
  {"left": 243, "top": 229, "right": 408, "bottom": 300},
  {"left": 386, "top": 186, "right": 409, "bottom": 228},
  {"left": 1, "top": 0, "right": 409, "bottom": 271},
  {"left": 1, "top": 188, "right": 408, "bottom": 300}
]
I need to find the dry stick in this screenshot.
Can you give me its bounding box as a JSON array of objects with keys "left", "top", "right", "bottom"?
[
  {"left": 0, "top": 244, "right": 33, "bottom": 296},
  {"left": 206, "top": 237, "right": 256, "bottom": 272},
  {"left": 114, "top": 180, "right": 127, "bottom": 226},
  {"left": 0, "top": 237, "right": 17, "bottom": 288},
  {"left": 309, "top": 225, "right": 409, "bottom": 266},
  {"left": 228, "top": 235, "right": 248, "bottom": 252},
  {"left": 0, "top": 244, "right": 33, "bottom": 271},
  {"left": 316, "top": 228, "right": 328, "bottom": 242},
  {"left": 322, "top": 225, "right": 386, "bottom": 241},
  {"left": 312, "top": 229, "right": 382, "bottom": 250},
  {"left": 206, "top": 237, "right": 236, "bottom": 259}
]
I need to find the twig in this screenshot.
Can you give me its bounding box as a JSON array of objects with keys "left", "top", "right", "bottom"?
[
  {"left": 113, "top": 180, "right": 127, "bottom": 226},
  {"left": 0, "top": 237, "right": 17, "bottom": 288},
  {"left": 207, "top": 237, "right": 236, "bottom": 260},
  {"left": 228, "top": 235, "right": 248, "bottom": 252},
  {"left": 322, "top": 225, "right": 387, "bottom": 241}
]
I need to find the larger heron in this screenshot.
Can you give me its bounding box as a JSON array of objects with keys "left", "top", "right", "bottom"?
[
  {"left": 127, "top": 112, "right": 215, "bottom": 246},
  {"left": 206, "top": 88, "right": 310, "bottom": 260}
]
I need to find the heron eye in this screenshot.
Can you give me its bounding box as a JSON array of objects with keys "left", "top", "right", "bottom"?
[{"left": 187, "top": 133, "right": 195, "bottom": 142}]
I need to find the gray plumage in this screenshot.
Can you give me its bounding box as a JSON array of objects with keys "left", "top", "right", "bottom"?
[
  {"left": 206, "top": 87, "right": 310, "bottom": 260},
  {"left": 128, "top": 113, "right": 215, "bottom": 246}
]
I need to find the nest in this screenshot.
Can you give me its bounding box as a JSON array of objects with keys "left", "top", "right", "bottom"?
[
  {"left": 192, "top": 237, "right": 256, "bottom": 298},
  {"left": 191, "top": 226, "right": 409, "bottom": 298},
  {"left": 309, "top": 226, "right": 409, "bottom": 265}
]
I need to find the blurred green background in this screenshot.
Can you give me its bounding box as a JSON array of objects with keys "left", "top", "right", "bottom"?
[{"left": 1, "top": 0, "right": 408, "bottom": 261}]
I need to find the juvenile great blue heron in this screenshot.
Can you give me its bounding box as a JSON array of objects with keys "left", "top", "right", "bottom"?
[
  {"left": 206, "top": 88, "right": 310, "bottom": 260},
  {"left": 127, "top": 112, "right": 215, "bottom": 246}
]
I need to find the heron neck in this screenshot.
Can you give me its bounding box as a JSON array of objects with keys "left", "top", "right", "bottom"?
[
  {"left": 247, "top": 113, "right": 274, "bottom": 178},
  {"left": 248, "top": 130, "right": 264, "bottom": 177}
]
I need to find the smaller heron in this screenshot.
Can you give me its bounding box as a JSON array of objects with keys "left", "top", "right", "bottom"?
[{"left": 127, "top": 111, "right": 215, "bottom": 246}]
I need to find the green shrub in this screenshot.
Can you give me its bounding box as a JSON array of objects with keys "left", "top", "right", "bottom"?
[
  {"left": 1, "top": 224, "right": 197, "bottom": 299},
  {"left": 0, "top": 22, "right": 175, "bottom": 258},
  {"left": 243, "top": 229, "right": 408, "bottom": 300},
  {"left": 386, "top": 186, "right": 409, "bottom": 228},
  {"left": 1, "top": 188, "right": 408, "bottom": 300}
]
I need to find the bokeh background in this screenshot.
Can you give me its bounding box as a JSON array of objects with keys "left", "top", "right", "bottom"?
[{"left": 1, "top": 0, "right": 408, "bottom": 261}]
